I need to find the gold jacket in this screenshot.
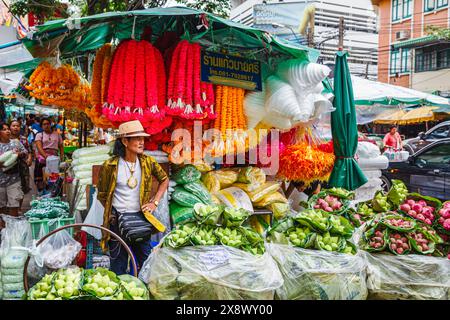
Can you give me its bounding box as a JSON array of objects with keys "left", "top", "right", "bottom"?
[{"left": 97, "top": 154, "right": 168, "bottom": 250}]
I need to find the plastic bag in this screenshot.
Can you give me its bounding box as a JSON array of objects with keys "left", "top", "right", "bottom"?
[
  {"left": 150, "top": 192, "right": 171, "bottom": 244},
  {"left": 201, "top": 172, "right": 221, "bottom": 193},
  {"left": 363, "top": 251, "right": 450, "bottom": 300},
  {"left": 39, "top": 229, "right": 82, "bottom": 269},
  {"left": 81, "top": 191, "right": 104, "bottom": 240},
  {"left": 214, "top": 169, "right": 239, "bottom": 188},
  {"left": 356, "top": 142, "right": 381, "bottom": 159},
  {"left": 119, "top": 274, "right": 150, "bottom": 300},
  {"left": 74, "top": 170, "right": 92, "bottom": 180},
  {"left": 72, "top": 154, "right": 111, "bottom": 166},
  {"left": 215, "top": 187, "right": 254, "bottom": 212},
  {"left": 267, "top": 243, "right": 367, "bottom": 300},
  {"left": 246, "top": 182, "right": 281, "bottom": 203},
  {"left": 237, "top": 167, "right": 266, "bottom": 185},
  {"left": 172, "top": 187, "right": 203, "bottom": 207},
  {"left": 254, "top": 192, "right": 288, "bottom": 208},
  {"left": 139, "top": 246, "right": 283, "bottom": 300},
  {"left": 72, "top": 145, "right": 111, "bottom": 160},
  {"left": 170, "top": 202, "right": 195, "bottom": 225},
  {"left": 172, "top": 165, "right": 201, "bottom": 185},
  {"left": 267, "top": 203, "right": 290, "bottom": 220}
]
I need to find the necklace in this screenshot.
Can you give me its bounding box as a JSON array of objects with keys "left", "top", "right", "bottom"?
[{"left": 123, "top": 159, "right": 138, "bottom": 189}]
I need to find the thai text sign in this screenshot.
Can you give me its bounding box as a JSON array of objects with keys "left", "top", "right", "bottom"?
[{"left": 201, "top": 51, "right": 262, "bottom": 91}]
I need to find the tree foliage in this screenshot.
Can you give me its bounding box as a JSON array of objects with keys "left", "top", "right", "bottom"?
[
  {"left": 175, "top": 0, "right": 231, "bottom": 19},
  {"left": 425, "top": 25, "right": 450, "bottom": 40}
]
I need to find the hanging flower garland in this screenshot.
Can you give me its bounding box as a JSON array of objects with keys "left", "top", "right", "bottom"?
[
  {"left": 102, "top": 39, "right": 171, "bottom": 133},
  {"left": 166, "top": 40, "right": 215, "bottom": 121}
]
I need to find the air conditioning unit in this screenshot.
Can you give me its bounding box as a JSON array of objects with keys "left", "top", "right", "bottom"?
[{"left": 396, "top": 30, "right": 410, "bottom": 41}]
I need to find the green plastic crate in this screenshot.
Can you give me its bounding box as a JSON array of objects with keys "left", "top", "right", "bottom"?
[{"left": 29, "top": 217, "right": 76, "bottom": 240}]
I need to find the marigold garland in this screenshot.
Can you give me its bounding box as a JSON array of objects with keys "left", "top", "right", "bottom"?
[{"left": 277, "top": 141, "right": 335, "bottom": 184}]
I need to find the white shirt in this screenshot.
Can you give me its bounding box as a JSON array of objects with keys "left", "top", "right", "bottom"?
[{"left": 112, "top": 157, "right": 142, "bottom": 213}]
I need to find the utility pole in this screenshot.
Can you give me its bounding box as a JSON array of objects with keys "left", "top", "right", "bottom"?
[
  {"left": 365, "top": 62, "right": 369, "bottom": 79},
  {"left": 338, "top": 16, "right": 344, "bottom": 51}
]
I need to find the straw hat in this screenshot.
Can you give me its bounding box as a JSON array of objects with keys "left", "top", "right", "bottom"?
[{"left": 117, "top": 120, "right": 150, "bottom": 138}]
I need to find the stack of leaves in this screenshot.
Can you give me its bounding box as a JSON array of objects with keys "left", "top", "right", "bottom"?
[
  {"left": 102, "top": 39, "right": 171, "bottom": 134},
  {"left": 166, "top": 40, "right": 215, "bottom": 121},
  {"left": 26, "top": 61, "right": 90, "bottom": 110},
  {"left": 208, "top": 85, "right": 248, "bottom": 157},
  {"left": 85, "top": 44, "right": 114, "bottom": 129},
  {"left": 277, "top": 141, "right": 335, "bottom": 184}
]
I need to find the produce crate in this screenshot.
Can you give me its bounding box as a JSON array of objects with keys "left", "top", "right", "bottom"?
[{"left": 29, "top": 217, "right": 76, "bottom": 240}]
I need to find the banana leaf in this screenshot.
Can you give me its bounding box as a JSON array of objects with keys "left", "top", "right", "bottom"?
[
  {"left": 407, "top": 231, "right": 435, "bottom": 255},
  {"left": 323, "top": 187, "right": 355, "bottom": 200},
  {"left": 308, "top": 191, "right": 350, "bottom": 215},
  {"left": 386, "top": 179, "right": 408, "bottom": 207},
  {"left": 380, "top": 214, "right": 417, "bottom": 232},
  {"left": 371, "top": 190, "right": 392, "bottom": 213},
  {"left": 294, "top": 209, "right": 332, "bottom": 233},
  {"left": 329, "top": 215, "right": 354, "bottom": 238},
  {"left": 362, "top": 226, "right": 388, "bottom": 253}
]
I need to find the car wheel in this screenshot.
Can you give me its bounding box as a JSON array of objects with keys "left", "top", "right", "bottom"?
[{"left": 380, "top": 175, "right": 391, "bottom": 192}]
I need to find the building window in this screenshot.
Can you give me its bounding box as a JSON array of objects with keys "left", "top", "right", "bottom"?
[
  {"left": 392, "top": 0, "right": 401, "bottom": 21},
  {"left": 437, "top": 49, "right": 450, "bottom": 69},
  {"left": 425, "top": 0, "right": 448, "bottom": 11},
  {"left": 403, "top": 0, "right": 412, "bottom": 18},
  {"left": 401, "top": 49, "right": 410, "bottom": 72},
  {"left": 417, "top": 52, "right": 435, "bottom": 72},
  {"left": 390, "top": 49, "right": 401, "bottom": 74}
]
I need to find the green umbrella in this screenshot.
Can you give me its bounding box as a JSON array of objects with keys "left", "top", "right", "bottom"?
[{"left": 328, "top": 51, "right": 367, "bottom": 190}]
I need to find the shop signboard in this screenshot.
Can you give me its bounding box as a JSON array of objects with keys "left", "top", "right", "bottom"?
[{"left": 201, "top": 51, "right": 262, "bottom": 91}]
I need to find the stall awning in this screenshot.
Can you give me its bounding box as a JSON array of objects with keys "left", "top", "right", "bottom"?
[
  {"left": 374, "top": 106, "right": 438, "bottom": 125},
  {"left": 21, "top": 7, "right": 320, "bottom": 64},
  {"left": 391, "top": 35, "right": 438, "bottom": 49}
]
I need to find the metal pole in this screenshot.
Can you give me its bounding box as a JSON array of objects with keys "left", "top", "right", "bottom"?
[{"left": 338, "top": 17, "right": 344, "bottom": 51}]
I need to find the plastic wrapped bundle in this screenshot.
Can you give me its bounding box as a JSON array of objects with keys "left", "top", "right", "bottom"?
[
  {"left": 139, "top": 246, "right": 283, "bottom": 300},
  {"left": 364, "top": 251, "right": 450, "bottom": 300},
  {"left": 277, "top": 60, "right": 331, "bottom": 89},
  {"left": 267, "top": 243, "right": 368, "bottom": 300},
  {"left": 358, "top": 156, "right": 389, "bottom": 170},
  {"left": 265, "top": 75, "right": 301, "bottom": 120},
  {"left": 243, "top": 89, "right": 266, "bottom": 129},
  {"left": 357, "top": 142, "right": 381, "bottom": 159}
]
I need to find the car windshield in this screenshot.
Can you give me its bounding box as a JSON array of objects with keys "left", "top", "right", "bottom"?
[
  {"left": 428, "top": 126, "right": 449, "bottom": 139},
  {"left": 416, "top": 144, "right": 450, "bottom": 165}
]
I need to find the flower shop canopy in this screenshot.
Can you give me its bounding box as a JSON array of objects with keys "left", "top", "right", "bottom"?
[{"left": 19, "top": 7, "right": 319, "bottom": 68}]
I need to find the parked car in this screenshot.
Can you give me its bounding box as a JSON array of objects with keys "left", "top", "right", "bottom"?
[
  {"left": 382, "top": 138, "right": 450, "bottom": 200},
  {"left": 403, "top": 121, "right": 450, "bottom": 154}
]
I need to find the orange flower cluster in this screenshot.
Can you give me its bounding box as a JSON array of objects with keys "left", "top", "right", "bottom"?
[
  {"left": 210, "top": 85, "right": 248, "bottom": 157},
  {"left": 26, "top": 61, "right": 86, "bottom": 109},
  {"left": 86, "top": 44, "right": 114, "bottom": 129},
  {"left": 277, "top": 142, "right": 335, "bottom": 184}
]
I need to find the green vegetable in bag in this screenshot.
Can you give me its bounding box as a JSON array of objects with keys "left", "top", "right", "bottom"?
[
  {"left": 241, "top": 242, "right": 266, "bottom": 255},
  {"left": 183, "top": 181, "right": 213, "bottom": 204},
  {"left": 0, "top": 150, "right": 13, "bottom": 163},
  {"left": 294, "top": 209, "right": 331, "bottom": 233},
  {"left": 164, "top": 223, "right": 197, "bottom": 248},
  {"left": 329, "top": 215, "right": 354, "bottom": 238},
  {"left": 82, "top": 268, "right": 122, "bottom": 300},
  {"left": 372, "top": 191, "right": 391, "bottom": 212},
  {"left": 215, "top": 227, "right": 247, "bottom": 248},
  {"left": 285, "top": 226, "right": 316, "bottom": 248},
  {"left": 169, "top": 202, "right": 195, "bottom": 225},
  {"left": 191, "top": 226, "right": 218, "bottom": 246},
  {"left": 239, "top": 227, "right": 265, "bottom": 246},
  {"left": 407, "top": 230, "right": 435, "bottom": 254},
  {"left": 386, "top": 231, "right": 411, "bottom": 255},
  {"left": 380, "top": 214, "right": 416, "bottom": 232},
  {"left": 222, "top": 207, "right": 250, "bottom": 227},
  {"left": 119, "top": 275, "right": 149, "bottom": 300},
  {"left": 193, "top": 203, "right": 224, "bottom": 225},
  {"left": 387, "top": 179, "right": 408, "bottom": 206},
  {"left": 172, "top": 165, "right": 201, "bottom": 185},
  {"left": 340, "top": 241, "right": 357, "bottom": 255},
  {"left": 315, "top": 232, "right": 346, "bottom": 252},
  {"left": 266, "top": 218, "right": 294, "bottom": 244},
  {"left": 324, "top": 187, "right": 355, "bottom": 200},
  {"left": 357, "top": 201, "right": 376, "bottom": 217},
  {"left": 172, "top": 187, "right": 203, "bottom": 207},
  {"left": 3, "top": 153, "right": 18, "bottom": 167}
]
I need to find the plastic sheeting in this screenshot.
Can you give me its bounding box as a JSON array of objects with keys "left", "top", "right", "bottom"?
[
  {"left": 267, "top": 244, "right": 368, "bottom": 300},
  {"left": 364, "top": 251, "right": 450, "bottom": 300},
  {"left": 139, "top": 245, "right": 283, "bottom": 300}
]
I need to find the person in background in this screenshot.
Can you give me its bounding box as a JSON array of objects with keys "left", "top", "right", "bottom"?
[
  {"left": 17, "top": 117, "right": 27, "bottom": 137},
  {"left": 55, "top": 116, "right": 64, "bottom": 135},
  {"left": 34, "top": 118, "right": 64, "bottom": 191},
  {"left": 97, "top": 120, "right": 169, "bottom": 275},
  {"left": 31, "top": 116, "right": 43, "bottom": 133},
  {"left": 0, "top": 122, "right": 28, "bottom": 216},
  {"left": 10, "top": 120, "right": 32, "bottom": 195},
  {"left": 383, "top": 125, "right": 402, "bottom": 152}
]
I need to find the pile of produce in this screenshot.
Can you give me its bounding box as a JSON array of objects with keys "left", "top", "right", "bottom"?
[
  {"left": 164, "top": 203, "right": 265, "bottom": 256},
  {"left": 25, "top": 197, "right": 70, "bottom": 219},
  {"left": 398, "top": 194, "right": 441, "bottom": 226},
  {"left": 437, "top": 201, "right": 450, "bottom": 234},
  {"left": 102, "top": 39, "right": 171, "bottom": 133},
  {"left": 267, "top": 209, "right": 356, "bottom": 255},
  {"left": 26, "top": 267, "right": 148, "bottom": 300},
  {"left": 309, "top": 188, "right": 353, "bottom": 215}
]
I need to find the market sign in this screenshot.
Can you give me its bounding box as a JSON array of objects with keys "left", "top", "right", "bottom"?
[{"left": 201, "top": 51, "right": 262, "bottom": 91}]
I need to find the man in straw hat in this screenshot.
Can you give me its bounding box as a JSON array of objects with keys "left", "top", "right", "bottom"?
[{"left": 97, "top": 120, "right": 169, "bottom": 274}]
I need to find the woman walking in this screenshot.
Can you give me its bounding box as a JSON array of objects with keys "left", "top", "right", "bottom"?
[
  {"left": 97, "top": 120, "right": 169, "bottom": 275},
  {"left": 0, "top": 122, "right": 28, "bottom": 217},
  {"left": 34, "top": 118, "right": 64, "bottom": 192}
]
